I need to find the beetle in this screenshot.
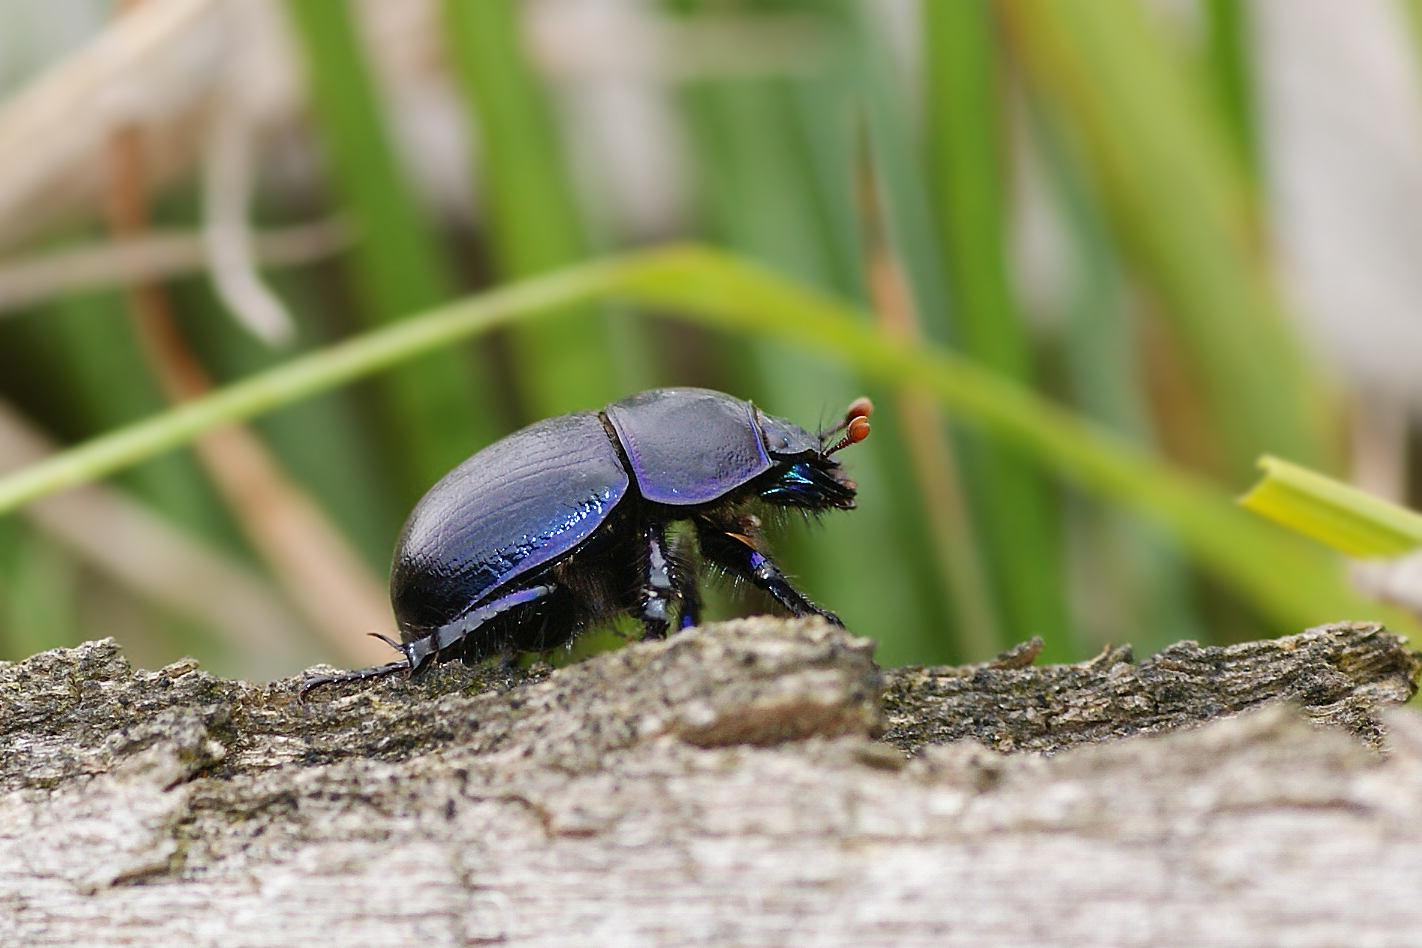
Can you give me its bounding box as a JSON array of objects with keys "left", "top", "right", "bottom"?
[{"left": 302, "top": 387, "right": 871, "bottom": 692}]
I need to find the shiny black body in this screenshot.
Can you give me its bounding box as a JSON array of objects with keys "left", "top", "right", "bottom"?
[{"left": 307, "top": 388, "right": 862, "bottom": 689}]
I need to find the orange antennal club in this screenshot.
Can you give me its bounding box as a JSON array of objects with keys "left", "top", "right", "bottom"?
[{"left": 825, "top": 397, "right": 873, "bottom": 456}]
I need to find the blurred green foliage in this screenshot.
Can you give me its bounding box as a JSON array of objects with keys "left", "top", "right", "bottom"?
[{"left": 0, "top": 0, "right": 1398, "bottom": 678}]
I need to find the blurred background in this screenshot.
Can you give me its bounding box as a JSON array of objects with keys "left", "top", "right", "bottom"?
[{"left": 0, "top": 0, "right": 1419, "bottom": 678}]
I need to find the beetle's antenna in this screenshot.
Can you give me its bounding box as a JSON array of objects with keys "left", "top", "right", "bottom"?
[{"left": 823, "top": 397, "right": 873, "bottom": 457}]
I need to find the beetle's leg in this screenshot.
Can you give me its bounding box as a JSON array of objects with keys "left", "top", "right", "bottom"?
[
  {"left": 299, "top": 658, "right": 411, "bottom": 698},
  {"left": 635, "top": 523, "right": 680, "bottom": 640},
  {"left": 302, "top": 583, "right": 563, "bottom": 698},
  {"left": 408, "top": 584, "right": 558, "bottom": 668},
  {"left": 694, "top": 521, "right": 842, "bottom": 627}
]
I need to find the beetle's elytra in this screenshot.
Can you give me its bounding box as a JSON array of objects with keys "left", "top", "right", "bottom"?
[{"left": 303, "top": 387, "right": 871, "bottom": 692}]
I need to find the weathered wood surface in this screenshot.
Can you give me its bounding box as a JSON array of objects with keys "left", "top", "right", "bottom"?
[{"left": 0, "top": 617, "right": 1418, "bottom": 947}]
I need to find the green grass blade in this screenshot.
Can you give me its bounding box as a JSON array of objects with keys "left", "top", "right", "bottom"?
[
  {"left": 924, "top": 1, "right": 1021, "bottom": 372},
  {"left": 615, "top": 250, "right": 1407, "bottom": 634},
  {"left": 669, "top": 9, "right": 958, "bottom": 663},
  {"left": 1404, "top": 0, "right": 1422, "bottom": 52},
  {"left": 441, "top": 0, "right": 632, "bottom": 415},
  {"left": 833, "top": 1, "right": 1008, "bottom": 659},
  {"left": 923, "top": 0, "right": 1068, "bottom": 658},
  {"left": 1033, "top": 107, "right": 1203, "bottom": 651},
  {"left": 34, "top": 280, "right": 234, "bottom": 543},
  {"left": 284, "top": 0, "right": 493, "bottom": 488},
  {"left": 1240, "top": 455, "right": 1422, "bottom": 558},
  {"left": 0, "top": 246, "right": 1403, "bottom": 639},
  {"left": 0, "top": 521, "right": 77, "bottom": 658},
  {"left": 1203, "top": 0, "right": 1261, "bottom": 177},
  {"left": 999, "top": 0, "right": 1331, "bottom": 476}
]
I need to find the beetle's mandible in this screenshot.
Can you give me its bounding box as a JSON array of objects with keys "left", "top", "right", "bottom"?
[{"left": 303, "top": 387, "right": 872, "bottom": 692}]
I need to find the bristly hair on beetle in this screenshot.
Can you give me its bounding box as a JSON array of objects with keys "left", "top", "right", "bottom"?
[
  {"left": 301, "top": 388, "right": 872, "bottom": 697},
  {"left": 755, "top": 397, "right": 872, "bottom": 514}
]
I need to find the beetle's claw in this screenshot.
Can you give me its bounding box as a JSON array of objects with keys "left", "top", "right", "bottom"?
[{"left": 297, "top": 659, "right": 411, "bottom": 699}]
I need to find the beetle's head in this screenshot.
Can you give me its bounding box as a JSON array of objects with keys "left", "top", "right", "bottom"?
[{"left": 756, "top": 397, "right": 872, "bottom": 511}]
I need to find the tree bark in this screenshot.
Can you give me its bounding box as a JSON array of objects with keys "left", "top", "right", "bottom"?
[{"left": 0, "top": 617, "right": 1417, "bottom": 947}]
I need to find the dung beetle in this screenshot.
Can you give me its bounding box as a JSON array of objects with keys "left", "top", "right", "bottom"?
[{"left": 302, "top": 387, "right": 871, "bottom": 692}]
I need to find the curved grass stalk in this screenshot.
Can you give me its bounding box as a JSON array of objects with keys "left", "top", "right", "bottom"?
[
  {"left": 1241, "top": 456, "right": 1422, "bottom": 558},
  {"left": 0, "top": 245, "right": 1405, "bottom": 634}
]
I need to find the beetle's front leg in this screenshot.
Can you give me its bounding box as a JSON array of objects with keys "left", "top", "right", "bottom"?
[{"left": 694, "top": 520, "right": 842, "bottom": 627}]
